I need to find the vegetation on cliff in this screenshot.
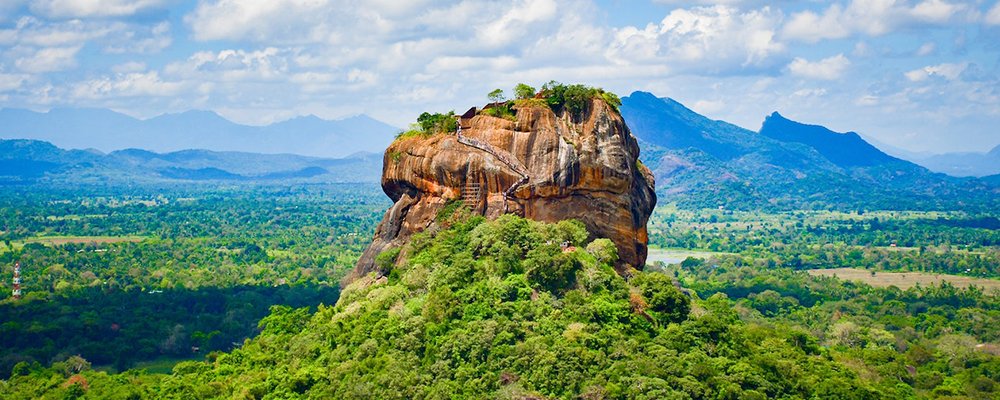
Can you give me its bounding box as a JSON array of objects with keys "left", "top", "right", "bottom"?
[{"left": 398, "top": 82, "right": 623, "bottom": 139}]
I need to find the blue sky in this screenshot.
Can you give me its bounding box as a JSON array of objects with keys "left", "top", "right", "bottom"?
[{"left": 1, "top": 0, "right": 999, "bottom": 153}]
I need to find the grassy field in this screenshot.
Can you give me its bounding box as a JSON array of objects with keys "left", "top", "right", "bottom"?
[
  {"left": 1, "top": 236, "right": 149, "bottom": 252},
  {"left": 22, "top": 235, "right": 148, "bottom": 246},
  {"left": 94, "top": 356, "right": 202, "bottom": 375},
  {"left": 807, "top": 267, "right": 1000, "bottom": 292}
]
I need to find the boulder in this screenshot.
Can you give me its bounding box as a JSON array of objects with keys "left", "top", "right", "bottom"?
[{"left": 354, "top": 98, "right": 656, "bottom": 277}]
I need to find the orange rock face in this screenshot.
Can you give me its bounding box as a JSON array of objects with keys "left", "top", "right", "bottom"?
[{"left": 355, "top": 98, "right": 656, "bottom": 276}]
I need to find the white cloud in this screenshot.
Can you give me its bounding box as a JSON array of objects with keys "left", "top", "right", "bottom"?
[
  {"left": 916, "top": 42, "right": 936, "bottom": 56},
  {"left": 787, "top": 54, "right": 851, "bottom": 80},
  {"left": 0, "top": 16, "right": 118, "bottom": 47},
  {"left": 910, "top": 0, "right": 962, "bottom": 23},
  {"left": 186, "top": 0, "right": 342, "bottom": 43},
  {"left": 856, "top": 94, "right": 879, "bottom": 106},
  {"left": 781, "top": 5, "right": 850, "bottom": 43},
  {"left": 0, "top": 1, "right": 27, "bottom": 23},
  {"left": 29, "top": 0, "right": 170, "bottom": 18},
  {"left": 608, "top": 5, "right": 785, "bottom": 74},
  {"left": 112, "top": 61, "right": 147, "bottom": 73},
  {"left": 104, "top": 22, "right": 172, "bottom": 54},
  {"left": 71, "top": 71, "right": 184, "bottom": 99},
  {"left": 164, "top": 48, "right": 290, "bottom": 82},
  {"left": 792, "top": 88, "right": 828, "bottom": 97},
  {"left": 904, "top": 62, "right": 967, "bottom": 81},
  {"left": 986, "top": 1, "right": 1000, "bottom": 25},
  {"left": 476, "top": 0, "right": 558, "bottom": 47},
  {"left": 14, "top": 45, "right": 81, "bottom": 72},
  {"left": 691, "top": 99, "right": 725, "bottom": 115},
  {"left": 0, "top": 73, "right": 27, "bottom": 91},
  {"left": 782, "top": 0, "right": 969, "bottom": 43}
]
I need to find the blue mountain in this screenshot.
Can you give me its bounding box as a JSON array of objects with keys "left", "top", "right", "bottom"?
[
  {"left": 0, "top": 108, "right": 399, "bottom": 158},
  {"left": 759, "top": 112, "right": 897, "bottom": 168},
  {"left": 619, "top": 91, "right": 995, "bottom": 210},
  {"left": 0, "top": 138, "right": 381, "bottom": 185},
  {"left": 908, "top": 143, "right": 1000, "bottom": 177}
]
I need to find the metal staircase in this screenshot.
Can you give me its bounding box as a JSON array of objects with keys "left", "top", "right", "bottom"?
[{"left": 456, "top": 126, "right": 530, "bottom": 213}]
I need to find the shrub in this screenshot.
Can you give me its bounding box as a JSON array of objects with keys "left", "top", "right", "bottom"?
[{"left": 538, "top": 81, "right": 620, "bottom": 118}]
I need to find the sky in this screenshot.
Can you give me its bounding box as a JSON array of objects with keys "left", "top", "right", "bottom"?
[{"left": 1, "top": 0, "right": 999, "bottom": 154}]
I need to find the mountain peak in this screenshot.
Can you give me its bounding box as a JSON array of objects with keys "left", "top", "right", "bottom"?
[{"left": 759, "top": 113, "right": 896, "bottom": 168}]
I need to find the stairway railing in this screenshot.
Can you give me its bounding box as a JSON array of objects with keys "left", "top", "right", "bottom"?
[{"left": 456, "top": 126, "right": 529, "bottom": 213}]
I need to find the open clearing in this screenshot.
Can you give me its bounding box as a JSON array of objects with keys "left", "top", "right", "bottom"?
[
  {"left": 21, "top": 235, "right": 147, "bottom": 246},
  {"left": 807, "top": 267, "right": 1000, "bottom": 292}
]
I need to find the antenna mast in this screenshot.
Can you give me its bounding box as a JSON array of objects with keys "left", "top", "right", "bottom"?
[{"left": 12, "top": 262, "right": 21, "bottom": 300}]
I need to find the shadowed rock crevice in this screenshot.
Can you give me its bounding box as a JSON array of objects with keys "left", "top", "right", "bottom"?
[{"left": 355, "top": 97, "right": 656, "bottom": 277}]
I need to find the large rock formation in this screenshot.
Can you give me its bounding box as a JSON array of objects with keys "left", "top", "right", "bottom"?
[{"left": 355, "top": 98, "right": 656, "bottom": 277}]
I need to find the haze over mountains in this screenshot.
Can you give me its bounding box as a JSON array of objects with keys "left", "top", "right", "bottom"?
[
  {"left": 0, "top": 108, "right": 399, "bottom": 158},
  {"left": 909, "top": 145, "right": 1000, "bottom": 177}
]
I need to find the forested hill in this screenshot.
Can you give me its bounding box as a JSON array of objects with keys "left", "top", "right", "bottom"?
[
  {"left": 620, "top": 91, "right": 998, "bottom": 211},
  {"left": 0, "top": 139, "right": 381, "bottom": 185}
]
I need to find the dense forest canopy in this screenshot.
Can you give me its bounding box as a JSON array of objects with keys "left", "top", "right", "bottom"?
[{"left": 0, "top": 181, "right": 997, "bottom": 399}]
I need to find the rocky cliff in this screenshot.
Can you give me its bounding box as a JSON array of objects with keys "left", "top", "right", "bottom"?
[{"left": 355, "top": 97, "right": 656, "bottom": 277}]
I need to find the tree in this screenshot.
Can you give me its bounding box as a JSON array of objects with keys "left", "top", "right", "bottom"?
[
  {"left": 514, "top": 83, "right": 536, "bottom": 100},
  {"left": 632, "top": 272, "right": 690, "bottom": 325},
  {"left": 586, "top": 238, "right": 618, "bottom": 265},
  {"left": 488, "top": 88, "right": 506, "bottom": 105}
]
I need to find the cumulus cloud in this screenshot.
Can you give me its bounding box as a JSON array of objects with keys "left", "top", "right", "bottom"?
[
  {"left": 0, "top": 73, "right": 27, "bottom": 92},
  {"left": 782, "top": 0, "right": 969, "bottom": 43},
  {"left": 691, "top": 99, "right": 725, "bottom": 115},
  {"left": 608, "top": 5, "right": 785, "bottom": 74},
  {"left": 111, "top": 61, "right": 146, "bottom": 73},
  {"left": 787, "top": 54, "right": 851, "bottom": 80},
  {"left": 185, "top": 0, "right": 339, "bottom": 43},
  {"left": 916, "top": 42, "right": 936, "bottom": 56},
  {"left": 0, "top": 16, "right": 118, "bottom": 47},
  {"left": 104, "top": 22, "right": 172, "bottom": 54},
  {"left": 71, "top": 71, "right": 184, "bottom": 99},
  {"left": 29, "top": 0, "right": 170, "bottom": 19},
  {"left": 986, "top": 1, "right": 1000, "bottom": 25},
  {"left": 476, "top": 0, "right": 558, "bottom": 47},
  {"left": 14, "top": 45, "right": 81, "bottom": 72},
  {"left": 904, "top": 62, "right": 967, "bottom": 81},
  {"left": 164, "top": 48, "right": 291, "bottom": 82}
]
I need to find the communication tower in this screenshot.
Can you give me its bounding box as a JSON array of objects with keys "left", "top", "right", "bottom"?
[{"left": 12, "top": 262, "right": 21, "bottom": 300}]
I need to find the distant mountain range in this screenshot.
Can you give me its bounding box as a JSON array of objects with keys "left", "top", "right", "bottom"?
[
  {"left": 837, "top": 134, "right": 1000, "bottom": 177},
  {"left": 2, "top": 96, "right": 997, "bottom": 210},
  {"left": 904, "top": 145, "right": 1000, "bottom": 177},
  {"left": 0, "top": 108, "right": 399, "bottom": 158},
  {"left": 620, "top": 91, "right": 998, "bottom": 210},
  {"left": 0, "top": 139, "right": 381, "bottom": 186}
]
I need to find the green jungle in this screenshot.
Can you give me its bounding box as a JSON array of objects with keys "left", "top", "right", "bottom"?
[{"left": 1, "top": 181, "right": 998, "bottom": 399}]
